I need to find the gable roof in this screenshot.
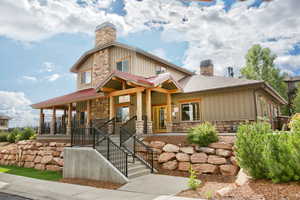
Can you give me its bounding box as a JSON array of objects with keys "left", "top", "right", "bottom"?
[
  {"left": 179, "top": 75, "right": 287, "bottom": 105},
  {"left": 0, "top": 115, "right": 11, "bottom": 120},
  {"left": 70, "top": 41, "right": 193, "bottom": 76}
]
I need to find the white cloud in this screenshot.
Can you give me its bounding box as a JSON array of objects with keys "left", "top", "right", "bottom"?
[
  {"left": 0, "top": 91, "right": 38, "bottom": 127},
  {"left": 151, "top": 48, "right": 168, "bottom": 60},
  {"left": 46, "top": 73, "right": 60, "bottom": 81},
  {"left": 23, "top": 75, "right": 37, "bottom": 81},
  {"left": 40, "top": 62, "right": 55, "bottom": 72}
]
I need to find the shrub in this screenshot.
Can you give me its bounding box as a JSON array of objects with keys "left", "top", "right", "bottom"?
[
  {"left": 289, "top": 113, "right": 300, "bottom": 133},
  {"left": 187, "top": 122, "right": 218, "bottom": 147},
  {"left": 15, "top": 128, "right": 35, "bottom": 142},
  {"left": 29, "top": 133, "right": 37, "bottom": 140},
  {"left": 0, "top": 132, "right": 9, "bottom": 142},
  {"left": 235, "top": 122, "right": 271, "bottom": 179},
  {"left": 6, "top": 129, "right": 21, "bottom": 143},
  {"left": 188, "top": 167, "right": 201, "bottom": 190}
]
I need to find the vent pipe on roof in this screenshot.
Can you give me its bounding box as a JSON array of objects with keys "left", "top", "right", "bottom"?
[
  {"left": 95, "top": 22, "right": 116, "bottom": 47},
  {"left": 200, "top": 59, "right": 214, "bottom": 76}
]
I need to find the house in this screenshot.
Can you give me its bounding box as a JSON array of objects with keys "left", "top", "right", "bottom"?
[
  {"left": 0, "top": 115, "right": 11, "bottom": 131},
  {"left": 31, "top": 22, "right": 287, "bottom": 140},
  {"left": 284, "top": 76, "right": 300, "bottom": 115}
]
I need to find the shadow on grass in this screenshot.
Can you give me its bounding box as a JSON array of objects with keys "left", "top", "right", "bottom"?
[{"left": 0, "top": 165, "right": 62, "bottom": 181}]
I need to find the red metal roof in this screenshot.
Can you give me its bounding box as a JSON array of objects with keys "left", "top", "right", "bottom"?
[{"left": 31, "top": 88, "right": 103, "bottom": 109}]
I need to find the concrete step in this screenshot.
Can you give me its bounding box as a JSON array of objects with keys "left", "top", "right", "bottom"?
[
  {"left": 128, "top": 164, "right": 148, "bottom": 174},
  {"left": 128, "top": 168, "right": 151, "bottom": 179}
]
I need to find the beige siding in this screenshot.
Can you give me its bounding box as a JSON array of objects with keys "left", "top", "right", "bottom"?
[
  {"left": 76, "top": 56, "right": 93, "bottom": 90},
  {"left": 171, "top": 88, "right": 256, "bottom": 122},
  {"left": 109, "top": 46, "right": 136, "bottom": 73},
  {"left": 255, "top": 89, "right": 280, "bottom": 120}
]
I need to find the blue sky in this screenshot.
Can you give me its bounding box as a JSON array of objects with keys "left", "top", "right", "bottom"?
[{"left": 0, "top": 0, "right": 299, "bottom": 127}]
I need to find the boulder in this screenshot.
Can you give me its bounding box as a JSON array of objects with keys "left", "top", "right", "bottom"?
[
  {"left": 35, "top": 164, "right": 45, "bottom": 171},
  {"left": 230, "top": 156, "right": 238, "bottom": 166},
  {"left": 46, "top": 165, "right": 62, "bottom": 172},
  {"left": 152, "top": 148, "right": 162, "bottom": 154},
  {"left": 53, "top": 157, "right": 64, "bottom": 167},
  {"left": 216, "top": 149, "right": 232, "bottom": 157},
  {"left": 191, "top": 153, "right": 207, "bottom": 163},
  {"left": 25, "top": 155, "right": 35, "bottom": 162},
  {"left": 162, "top": 160, "right": 178, "bottom": 170},
  {"left": 158, "top": 152, "right": 176, "bottom": 163},
  {"left": 207, "top": 155, "right": 227, "bottom": 165},
  {"left": 196, "top": 147, "right": 215, "bottom": 154},
  {"left": 220, "top": 165, "right": 239, "bottom": 176},
  {"left": 150, "top": 141, "right": 166, "bottom": 149},
  {"left": 192, "top": 164, "right": 218, "bottom": 174},
  {"left": 163, "top": 144, "right": 179, "bottom": 153},
  {"left": 178, "top": 162, "right": 191, "bottom": 171},
  {"left": 24, "top": 162, "right": 35, "bottom": 168},
  {"left": 235, "top": 169, "right": 250, "bottom": 186},
  {"left": 176, "top": 153, "right": 190, "bottom": 162},
  {"left": 216, "top": 184, "right": 237, "bottom": 198},
  {"left": 209, "top": 142, "right": 232, "bottom": 150},
  {"left": 34, "top": 156, "right": 42, "bottom": 163},
  {"left": 52, "top": 151, "right": 61, "bottom": 157},
  {"left": 41, "top": 155, "right": 54, "bottom": 164},
  {"left": 49, "top": 142, "right": 57, "bottom": 147},
  {"left": 35, "top": 142, "right": 43, "bottom": 147},
  {"left": 180, "top": 147, "right": 194, "bottom": 154}
]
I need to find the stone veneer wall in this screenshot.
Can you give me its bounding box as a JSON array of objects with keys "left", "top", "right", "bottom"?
[
  {"left": 92, "top": 49, "right": 111, "bottom": 88},
  {"left": 0, "top": 140, "right": 69, "bottom": 172},
  {"left": 90, "top": 97, "right": 109, "bottom": 120},
  {"left": 172, "top": 120, "right": 251, "bottom": 133},
  {"left": 144, "top": 140, "right": 239, "bottom": 176}
]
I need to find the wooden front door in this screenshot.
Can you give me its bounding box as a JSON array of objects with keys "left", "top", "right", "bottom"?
[{"left": 152, "top": 106, "right": 167, "bottom": 133}]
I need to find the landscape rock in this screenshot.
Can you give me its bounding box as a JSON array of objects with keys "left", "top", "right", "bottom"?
[
  {"left": 163, "top": 144, "right": 179, "bottom": 153},
  {"left": 34, "top": 156, "right": 42, "bottom": 163},
  {"left": 235, "top": 169, "right": 251, "bottom": 186},
  {"left": 190, "top": 153, "right": 207, "bottom": 163},
  {"left": 40, "top": 155, "right": 54, "bottom": 164},
  {"left": 176, "top": 153, "right": 190, "bottom": 162},
  {"left": 158, "top": 152, "right": 176, "bottom": 163},
  {"left": 180, "top": 147, "right": 194, "bottom": 154},
  {"left": 216, "top": 184, "right": 237, "bottom": 198},
  {"left": 35, "top": 164, "right": 45, "bottom": 171},
  {"left": 196, "top": 147, "right": 215, "bottom": 154},
  {"left": 178, "top": 162, "right": 190, "bottom": 171},
  {"left": 24, "top": 162, "right": 35, "bottom": 168},
  {"left": 220, "top": 164, "right": 239, "bottom": 176},
  {"left": 216, "top": 149, "right": 232, "bottom": 157},
  {"left": 209, "top": 142, "right": 233, "bottom": 150},
  {"left": 192, "top": 164, "right": 218, "bottom": 174},
  {"left": 207, "top": 155, "right": 227, "bottom": 165},
  {"left": 230, "top": 156, "right": 238, "bottom": 166},
  {"left": 162, "top": 160, "right": 178, "bottom": 170},
  {"left": 46, "top": 165, "right": 61, "bottom": 172},
  {"left": 150, "top": 141, "right": 166, "bottom": 149}
]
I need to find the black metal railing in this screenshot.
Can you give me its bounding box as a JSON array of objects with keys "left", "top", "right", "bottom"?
[
  {"left": 120, "top": 116, "right": 137, "bottom": 146},
  {"left": 55, "top": 118, "right": 66, "bottom": 135},
  {"left": 41, "top": 121, "right": 51, "bottom": 134},
  {"left": 133, "top": 136, "right": 155, "bottom": 172},
  {"left": 71, "top": 127, "right": 95, "bottom": 146},
  {"left": 95, "top": 136, "right": 128, "bottom": 177}
]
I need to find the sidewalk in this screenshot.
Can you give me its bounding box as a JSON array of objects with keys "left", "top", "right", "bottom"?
[{"left": 0, "top": 173, "right": 198, "bottom": 200}]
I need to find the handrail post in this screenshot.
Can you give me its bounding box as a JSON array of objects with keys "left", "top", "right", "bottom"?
[
  {"left": 107, "top": 137, "right": 110, "bottom": 160},
  {"left": 93, "top": 128, "right": 95, "bottom": 149},
  {"left": 151, "top": 150, "right": 154, "bottom": 173}
]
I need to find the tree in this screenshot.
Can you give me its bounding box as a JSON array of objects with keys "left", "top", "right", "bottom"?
[
  {"left": 240, "top": 44, "right": 288, "bottom": 113},
  {"left": 293, "top": 85, "right": 300, "bottom": 113}
]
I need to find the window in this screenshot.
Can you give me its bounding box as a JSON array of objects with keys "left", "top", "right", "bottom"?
[
  {"left": 156, "top": 66, "right": 167, "bottom": 75},
  {"left": 116, "top": 60, "right": 129, "bottom": 72},
  {"left": 181, "top": 102, "right": 200, "bottom": 121},
  {"left": 80, "top": 71, "right": 91, "bottom": 84},
  {"left": 116, "top": 106, "right": 129, "bottom": 123}
]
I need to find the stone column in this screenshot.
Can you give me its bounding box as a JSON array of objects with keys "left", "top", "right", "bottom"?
[
  {"left": 136, "top": 91, "right": 144, "bottom": 135},
  {"left": 50, "top": 107, "right": 56, "bottom": 135},
  {"left": 86, "top": 100, "right": 91, "bottom": 128},
  {"left": 66, "top": 103, "right": 72, "bottom": 136},
  {"left": 145, "top": 89, "right": 153, "bottom": 134},
  {"left": 166, "top": 93, "right": 172, "bottom": 132},
  {"left": 38, "top": 108, "right": 44, "bottom": 135}
]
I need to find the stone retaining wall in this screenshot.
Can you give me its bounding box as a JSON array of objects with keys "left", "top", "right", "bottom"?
[
  {"left": 0, "top": 140, "right": 70, "bottom": 172},
  {"left": 145, "top": 140, "right": 239, "bottom": 176}
]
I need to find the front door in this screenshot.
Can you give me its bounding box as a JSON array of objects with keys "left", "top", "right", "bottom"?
[
  {"left": 115, "top": 106, "right": 129, "bottom": 135},
  {"left": 152, "top": 106, "right": 167, "bottom": 133}
]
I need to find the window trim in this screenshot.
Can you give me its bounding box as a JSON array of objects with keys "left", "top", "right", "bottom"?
[
  {"left": 116, "top": 57, "right": 130, "bottom": 73},
  {"left": 179, "top": 100, "right": 201, "bottom": 122},
  {"left": 155, "top": 66, "right": 167, "bottom": 75},
  {"left": 80, "top": 70, "right": 91, "bottom": 85}
]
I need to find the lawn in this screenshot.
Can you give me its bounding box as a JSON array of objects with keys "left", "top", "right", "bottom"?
[{"left": 0, "top": 165, "right": 62, "bottom": 181}]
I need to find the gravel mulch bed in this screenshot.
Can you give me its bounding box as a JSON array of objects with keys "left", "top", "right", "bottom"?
[{"left": 60, "top": 178, "right": 123, "bottom": 190}]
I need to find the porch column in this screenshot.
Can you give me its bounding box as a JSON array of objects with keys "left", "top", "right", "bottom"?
[
  {"left": 66, "top": 103, "right": 72, "bottom": 136},
  {"left": 86, "top": 100, "right": 91, "bottom": 128},
  {"left": 136, "top": 91, "right": 144, "bottom": 135},
  {"left": 109, "top": 96, "right": 115, "bottom": 134},
  {"left": 166, "top": 93, "right": 172, "bottom": 132},
  {"left": 50, "top": 107, "right": 56, "bottom": 135},
  {"left": 145, "top": 89, "right": 153, "bottom": 134},
  {"left": 38, "top": 108, "right": 44, "bottom": 135}
]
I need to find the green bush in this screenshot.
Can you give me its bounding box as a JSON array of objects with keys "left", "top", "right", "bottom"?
[
  {"left": 289, "top": 113, "right": 300, "bottom": 133},
  {"left": 6, "top": 129, "right": 21, "bottom": 143},
  {"left": 0, "top": 132, "right": 9, "bottom": 142},
  {"left": 188, "top": 167, "right": 201, "bottom": 190},
  {"left": 187, "top": 122, "right": 218, "bottom": 147},
  {"left": 15, "top": 128, "right": 35, "bottom": 142}
]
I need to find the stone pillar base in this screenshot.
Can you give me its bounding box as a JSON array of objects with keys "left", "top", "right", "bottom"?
[
  {"left": 50, "top": 122, "right": 55, "bottom": 135},
  {"left": 166, "top": 121, "right": 173, "bottom": 133},
  {"left": 146, "top": 121, "right": 153, "bottom": 134},
  {"left": 66, "top": 127, "right": 72, "bottom": 136},
  {"left": 108, "top": 122, "right": 114, "bottom": 134},
  {"left": 136, "top": 120, "right": 144, "bottom": 135}
]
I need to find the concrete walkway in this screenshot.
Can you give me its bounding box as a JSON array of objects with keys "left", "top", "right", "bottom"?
[
  {"left": 0, "top": 173, "right": 196, "bottom": 200},
  {"left": 119, "top": 174, "right": 189, "bottom": 195}
]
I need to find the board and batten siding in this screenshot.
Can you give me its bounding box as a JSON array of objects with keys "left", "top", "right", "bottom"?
[
  {"left": 76, "top": 55, "right": 93, "bottom": 90},
  {"left": 109, "top": 46, "right": 136, "bottom": 73},
  {"left": 171, "top": 88, "right": 256, "bottom": 122}
]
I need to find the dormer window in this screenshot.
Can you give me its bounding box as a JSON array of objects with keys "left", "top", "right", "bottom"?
[
  {"left": 156, "top": 66, "right": 167, "bottom": 75},
  {"left": 116, "top": 60, "right": 129, "bottom": 72},
  {"left": 80, "top": 71, "right": 91, "bottom": 84}
]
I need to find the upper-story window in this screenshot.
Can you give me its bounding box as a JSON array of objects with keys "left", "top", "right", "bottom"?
[
  {"left": 156, "top": 66, "right": 167, "bottom": 75},
  {"left": 80, "top": 71, "right": 91, "bottom": 84},
  {"left": 116, "top": 60, "right": 129, "bottom": 72}
]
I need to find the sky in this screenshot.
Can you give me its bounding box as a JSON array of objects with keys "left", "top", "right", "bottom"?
[{"left": 0, "top": 0, "right": 299, "bottom": 127}]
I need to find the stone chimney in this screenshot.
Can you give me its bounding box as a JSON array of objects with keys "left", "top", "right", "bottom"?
[
  {"left": 200, "top": 59, "right": 214, "bottom": 76},
  {"left": 95, "top": 22, "right": 116, "bottom": 47}
]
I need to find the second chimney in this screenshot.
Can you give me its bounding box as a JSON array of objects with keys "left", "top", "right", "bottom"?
[
  {"left": 200, "top": 59, "right": 214, "bottom": 76},
  {"left": 95, "top": 22, "right": 116, "bottom": 47}
]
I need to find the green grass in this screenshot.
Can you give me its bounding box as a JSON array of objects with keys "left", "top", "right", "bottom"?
[{"left": 0, "top": 165, "right": 62, "bottom": 181}]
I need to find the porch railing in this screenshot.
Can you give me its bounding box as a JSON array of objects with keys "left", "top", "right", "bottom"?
[{"left": 41, "top": 122, "right": 51, "bottom": 135}]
